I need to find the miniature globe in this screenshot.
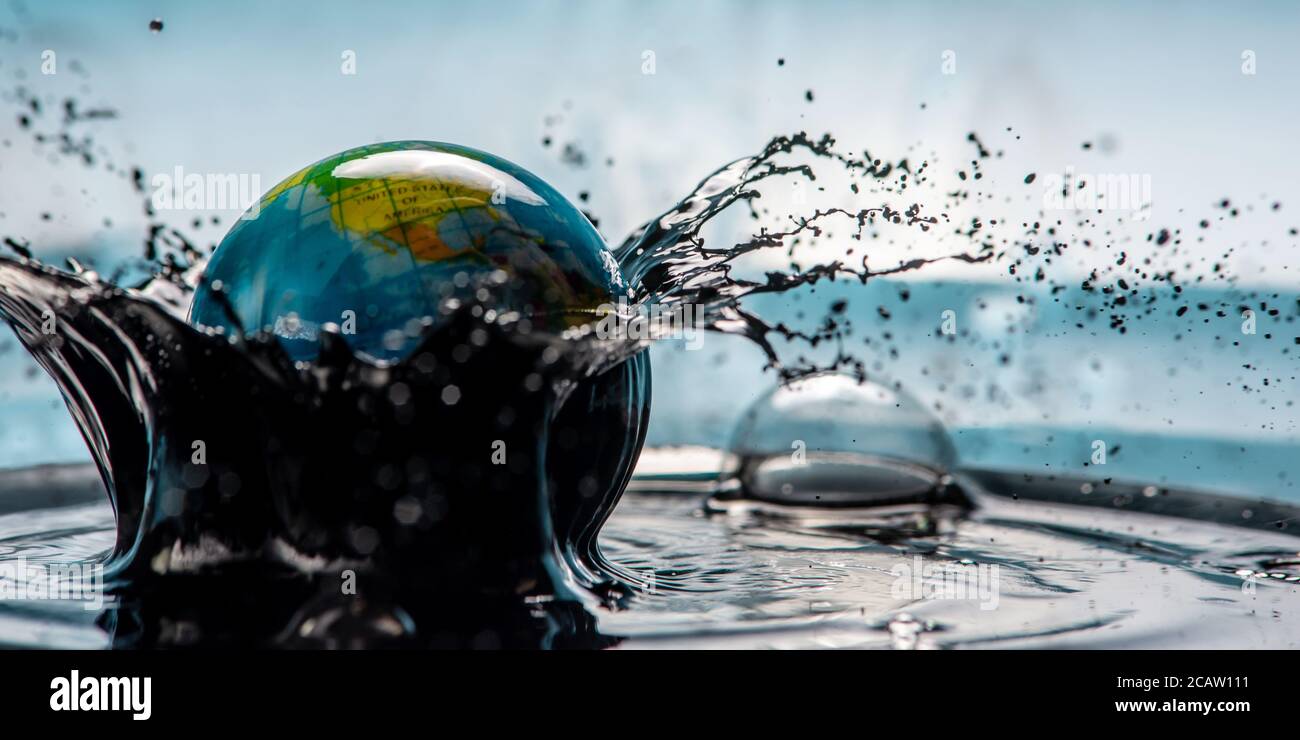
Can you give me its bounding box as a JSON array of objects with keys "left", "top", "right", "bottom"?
[{"left": 189, "top": 140, "right": 624, "bottom": 361}]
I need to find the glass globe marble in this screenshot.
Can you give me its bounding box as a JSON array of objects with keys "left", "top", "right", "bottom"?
[{"left": 189, "top": 140, "right": 624, "bottom": 361}]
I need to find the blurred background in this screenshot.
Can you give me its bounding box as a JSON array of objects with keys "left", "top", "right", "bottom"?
[{"left": 0, "top": 0, "right": 1297, "bottom": 498}]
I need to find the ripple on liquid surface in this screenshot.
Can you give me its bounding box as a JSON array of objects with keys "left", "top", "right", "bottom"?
[
  {"left": 2, "top": 461, "right": 1299, "bottom": 648},
  {"left": 598, "top": 463, "right": 1300, "bottom": 649}
]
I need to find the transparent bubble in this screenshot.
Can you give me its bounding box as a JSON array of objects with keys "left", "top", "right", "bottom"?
[{"left": 712, "top": 373, "right": 963, "bottom": 509}]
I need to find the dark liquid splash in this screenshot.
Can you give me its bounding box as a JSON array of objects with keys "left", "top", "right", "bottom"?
[
  {"left": 3, "top": 111, "right": 1289, "bottom": 645},
  {"left": 0, "top": 124, "right": 987, "bottom": 646},
  {"left": 3, "top": 58, "right": 1293, "bottom": 647},
  {"left": 0, "top": 255, "right": 649, "bottom": 646},
  {"left": 613, "top": 132, "right": 992, "bottom": 381}
]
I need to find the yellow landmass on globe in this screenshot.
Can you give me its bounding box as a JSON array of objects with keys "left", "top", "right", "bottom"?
[{"left": 332, "top": 177, "right": 502, "bottom": 262}]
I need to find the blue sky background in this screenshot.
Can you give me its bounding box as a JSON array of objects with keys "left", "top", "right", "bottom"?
[{"left": 1, "top": 1, "right": 1298, "bottom": 499}]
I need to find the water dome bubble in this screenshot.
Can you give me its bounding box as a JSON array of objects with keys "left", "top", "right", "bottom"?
[{"left": 709, "top": 373, "right": 966, "bottom": 511}]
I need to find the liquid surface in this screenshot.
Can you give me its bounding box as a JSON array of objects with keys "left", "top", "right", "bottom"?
[{"left": 2, "top": 459, "right": 1297, "bottom": 649}]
